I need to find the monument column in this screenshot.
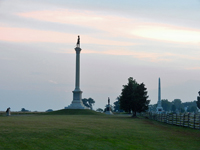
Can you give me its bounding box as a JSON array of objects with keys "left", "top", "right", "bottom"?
[
  {"left": 66, "top": 36, "right": 87, "bottom": 109},
  {"left": 75, "top": 47, "right": 80, "bottom": 90}
]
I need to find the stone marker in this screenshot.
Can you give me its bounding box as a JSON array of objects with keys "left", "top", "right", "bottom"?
[
  {"left": 6, "top": 107, "right": 11, "bottom": 116},
  {"left": 105, "top": 97, "right": 113, "bottom": 115}
]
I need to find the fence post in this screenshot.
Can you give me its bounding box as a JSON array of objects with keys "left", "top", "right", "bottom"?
[
  {"left": 159, "top": 114, "right": 161, "bottom": 122},
  {"left": 183, "top": 113, "right": 185, "bottom": 127},
  {"left": 193, "top": 114, "right": 196, "bottom": 129},
  {"left": 167, "top": 113, "right": 170, "bottom": 124},
  {"left": 199, "top": 115, "right": 200, "bottom": 130},
  {"left": 176, "top": 113, "right": 177, "bottom": 125},
  {"left": 188, "top": 113, "right": 190, "bottom": 128},
  {"left": 172, "top": 114, "right": 174, "bottom": 125}
]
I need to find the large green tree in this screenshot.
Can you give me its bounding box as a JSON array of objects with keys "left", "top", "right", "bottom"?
[
  {"left": 196, "top": 91, "right": 200, "bottom": 109},
  {"left": 119, "top": 77, "right": 150, "bottom": 117}
]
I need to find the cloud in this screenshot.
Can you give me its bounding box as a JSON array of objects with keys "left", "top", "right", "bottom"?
[
  {"left": 48, "top": 80, "right": 57, "bottom": 84},
  {"left": 131, "top": 24, "right": 200, "bottom": 44},
  {"left": 0, "top": 26, "right": 135, "bottom": 46},
  {"left": 185, "top": 67, "right": 200, "bottom": 70},
  {"left": 0, "top": 26, "right": 74, "bottom": 43},
  {"left": 16, "top": 9, "right": 200, "bottom": 44},
  {"left": 0, "top": 57, "right": 14, "bottom": 60},
  {"left": 82, "top": 48, "right": 199, "bottom": 63}
]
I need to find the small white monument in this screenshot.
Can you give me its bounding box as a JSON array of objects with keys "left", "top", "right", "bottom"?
[
  {"left": 156, "top": 78, "right": 163, "bottom": 113},
  {"left": 66, "top": 36, "right": 88, "bottom": 109},
  {"left": 105, "top": 97, "right": 113, "bottom": 115}
]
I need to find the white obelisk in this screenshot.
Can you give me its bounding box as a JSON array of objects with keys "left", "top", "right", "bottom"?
[
  {"left": 66, "top": 36, "right": 87, "bottom": 109},
  {"left": 156, "top": 78, "right": 163, "bottom": 113}
]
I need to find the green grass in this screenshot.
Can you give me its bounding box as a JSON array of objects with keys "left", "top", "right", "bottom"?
[
  {"left": 44, "top": 109, "right": 105, "bottom": 115},
  {"left": 0, "top": 112, "right": 200, "bottom": 150}
]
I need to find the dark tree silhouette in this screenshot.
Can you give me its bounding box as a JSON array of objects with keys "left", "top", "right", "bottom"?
[
  {"left": 171, "top": 104, "right": 176, "bottom": 113},
  {"left": 82, "top": 98, "right": 95, "bottom": 110},
  {"left": 196, "top": 91, "right": 200, "bottom": 109},
  {"left": 119, "top": 77, "right": 150, "bottom": 117}
]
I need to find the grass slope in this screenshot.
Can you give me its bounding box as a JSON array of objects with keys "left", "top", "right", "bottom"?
[
  {"left": 0, "top": 115, "right": 200, "bottom": 150},
  {"left": 44, "top": 109, "right": 104, "bottom": 115}
]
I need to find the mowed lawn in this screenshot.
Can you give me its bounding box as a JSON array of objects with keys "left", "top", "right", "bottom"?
[{"left": 0, "top": 113, "right": 200, "bottom": 150}]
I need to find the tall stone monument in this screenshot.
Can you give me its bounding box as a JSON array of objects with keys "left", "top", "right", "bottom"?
[
  {"left": 66, "top": 36, "right": 88, "bottom": 109},
  {"left": 156, "top": 78, "right": 163, "bottom": 113}
]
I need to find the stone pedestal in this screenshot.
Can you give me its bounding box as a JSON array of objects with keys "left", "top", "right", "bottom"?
[
  {"left": 66, "top": 47, "right": 88, "bottom": 109},
  {"left": 105, "top": 104, "right": 113, "bottom": 115},
  {"left": 67, "top": 89, "right": 87, "bottom": 109}
]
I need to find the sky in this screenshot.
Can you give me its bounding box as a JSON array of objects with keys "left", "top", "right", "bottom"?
[{"left": 0, "top": 0, "right": 200, "bottom": 111}]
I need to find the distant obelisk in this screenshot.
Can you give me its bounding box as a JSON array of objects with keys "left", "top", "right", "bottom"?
[
  {"left": 66, "top": 35, "right": 87, "bottom": 109},
  {"left": 156, "top": 78, "right": 163, "bottom": 113}
]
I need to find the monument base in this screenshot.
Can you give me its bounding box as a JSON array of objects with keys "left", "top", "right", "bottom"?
[
  {"left": 66, "top": 90, "right": 88, "bottom": 109},
  {"left": 104, "top": 104, "right": 113, "bottom": 115},
  {"left": 156, "top": 107, "right": 163, "bottom": 113},
  {"left": 66, "top": 100, "right": 88, "bottom": 109},
  {"left": 105, "top": 111, "right": 113, "bottom": 115}
]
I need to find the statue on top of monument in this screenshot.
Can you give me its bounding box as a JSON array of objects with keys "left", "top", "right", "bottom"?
[
  {"left": 76, "top": 35, "right": 80, "bottom": 47},
  {"left": 196, "top": 91, "right": 200, "bottom": 109}
]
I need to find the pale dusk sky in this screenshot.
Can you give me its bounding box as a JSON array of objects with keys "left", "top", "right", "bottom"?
[{"left": 0, "top": 0, "right": 200, "bottom": 111}]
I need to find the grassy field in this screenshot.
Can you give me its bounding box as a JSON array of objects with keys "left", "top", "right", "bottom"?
[{"left": 0, "top": 110, "right": 200, "bottom": 150}]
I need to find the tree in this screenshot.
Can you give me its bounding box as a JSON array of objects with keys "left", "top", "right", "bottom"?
[
  {"left": 21, "top": 108, "right": 29, "bottom": 112},
  {"left": 196, "top": 91, "right": 200, "bottom": 109},
  {"left": 172, "top": 99, "right": 182, "bottom": 112},
  {"left": 87, "top": 98, "right": 95, "bottom": 110},
  {"left": 119, "top": 77, "right": 150, "bottom": 117},
  {"left": 171, "top": 104, "right": 176, "bottom": 113},
  {"left": 161, "top": 99, "right": 171, "bottom": 111},
  {"left": 82, "top": 98, "right": 95, "bottom": 110},
  {"left": 180, "top": 108, "right": 185, "bottom": 113},
  {"left": 188, "top": 106, "right": 197, "bottom": 113},
  {"left": 46, "top": 109, "right": 53, "bottom": 112},
  {"left": 82, "top": 98, "right": 90, "bottom": 108},
  {"left": 183, "top": 101, "right": 197, "bottom": 112},
  {"left": 113, "top": 96, "right": 123, "bottom": 112},
  {"left": 148, "top": 104, "right": 157, "bottom": 112},
  {"left": 96, "top": 108, "right": 103, "bottom": 113}
]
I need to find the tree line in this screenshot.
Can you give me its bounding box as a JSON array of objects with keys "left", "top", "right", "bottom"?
[
  {"left": 113, "top": 96, "right": 198, "bottom": 113},
  {"left": 149, "top": 99, "right": 198, "bottom": 113},
  {"left": 112, "top": 77, "right": 199, "bottom": 115}
]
